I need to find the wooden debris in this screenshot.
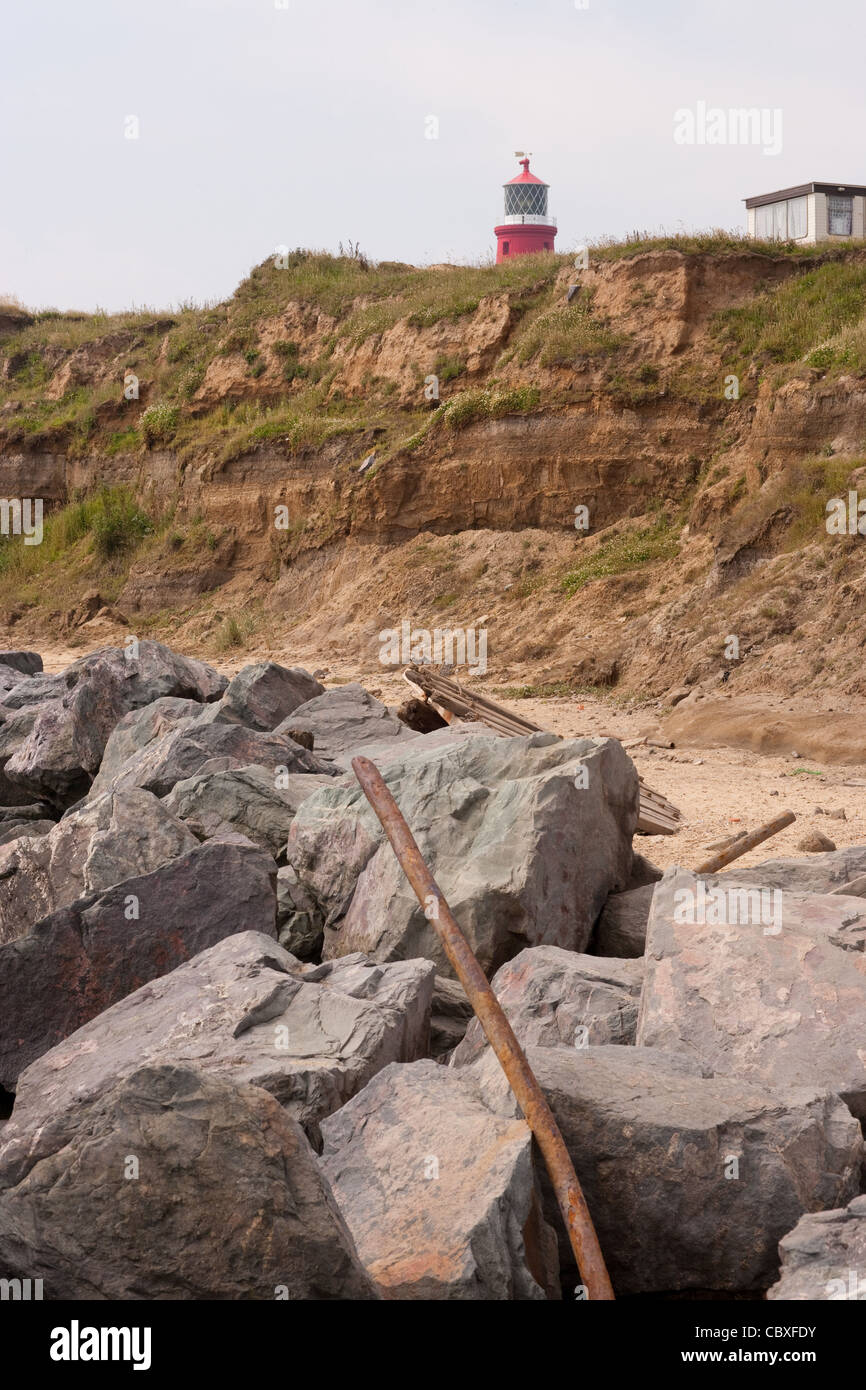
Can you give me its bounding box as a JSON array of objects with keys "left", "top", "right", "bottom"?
[
  {"left": 402, "top": 666, "right": 683, "bottom": 836},
  {"left": 703, "top": 831, "right": 748, "bottom": 854},
  {"left": 694, "top": 811, "right": 796, "bottom": 875}
]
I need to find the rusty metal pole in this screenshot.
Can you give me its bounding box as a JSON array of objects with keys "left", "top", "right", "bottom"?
[
  {"left": 694, "top": 810, "right": 796, "bottom": 875},
  {"left": 351, "top": 754, "right": 615, "bottom": 1301}
]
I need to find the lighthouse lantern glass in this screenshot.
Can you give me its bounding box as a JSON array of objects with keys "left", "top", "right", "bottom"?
[{"left": 504, "top": 183, "right": 548, "bottom": 217}]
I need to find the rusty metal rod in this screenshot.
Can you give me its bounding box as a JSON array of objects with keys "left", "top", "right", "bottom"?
[
  {"left": 351, "top": 754, "right": 615, "bottom": 1301},
  {"left": 694, "top": 810, "right": 796, "bottom": 875}
]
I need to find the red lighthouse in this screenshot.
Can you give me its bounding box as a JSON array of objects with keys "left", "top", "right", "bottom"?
[{"left": 494, "top": 153, "right": 557, "bottom": 264}]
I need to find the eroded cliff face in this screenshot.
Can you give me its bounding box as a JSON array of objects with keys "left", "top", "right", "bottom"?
[{"left": 1, "top": 246, "right": 865, "bottom": 702}]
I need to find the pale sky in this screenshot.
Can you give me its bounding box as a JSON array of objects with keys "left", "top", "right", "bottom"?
[{"left": 2, "top": 0, "right": 865, "bottom": 311}]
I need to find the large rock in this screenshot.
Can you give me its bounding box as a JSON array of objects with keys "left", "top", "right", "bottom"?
[
  {"left": 593, "top": 883, "right": 655, "bottom": 957},
  {"left": 475, "top": 1045, "right": 863, "bottom": 1295},
  {"left": 288, "top": 732, "right": 638, "bottom": 977},
  {"left": 163, "top": 764, "right": 331, "bottom": 858},
  {"left": 89, "top": 718, "right": 333, "bottom": 800},
  {"left": 625, "top": 852, "right": 664, "bottom": 888},
  {"left": 320, "top": 1060, "right": 560, "bottom": 1300},
  {"left": 0, "top": 803, "right": 51, "bottom": 826},
  {"left": 88, "top": 695, "right": 202, "bottom": 797},
  {"left": 276, "top": 863, "right": 322, "bottom": 958},
  {"left": 211, "top": 662, "right": 324, "bottom": 732},
  {"left": 0, "top": 665, "right": 29, "bottom": 695},
  {"left": 430, "top": 975, "right": 473, "bottom": 1058},
  {"left": 0, "top": 672, "right": 66, "bottom": 710},
  {"left": 0, "top": 1063, "right": 377, "bottom": 1299},
  {"left": 718, "top": 845, "right": 866, "bottom": 894},
  {"left": 275, "top": 683, "right": 419, "bottom": 766},
  {"left": 0, "top": 706, "right": 50, "bottom": 805},
  {"left": 0, "top": 840, "right": 277, "bottom": 1086},
  {"left": 0, "top": 651, "right": 42, "bottom": 677},
  {"left": 0, "top": 788, "right": 198, "bottom": 944},
  {"left": 768, "top": 1195, "right": 866, "bottom": 1301},
  {"left": 2, "top": 642, "right": 226, "bottom": 808},
  {"left": 0, "top": 818, "right": 54, "bottom": 848},
  {"left": 636, "top": 868, "right": 866, "bottom": 1119},
  {"left": 0, "top": 802, "right": 55, "bottom": 850},
  {"left": 11, "top": 932, "right": 434, "bottom": 1144},
  {"left": 452, "top": 947, "right": 643, "bottom": 1066}
]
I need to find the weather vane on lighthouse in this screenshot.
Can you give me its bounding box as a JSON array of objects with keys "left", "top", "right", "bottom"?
[{"left": 494, "top": 153, "right": 557, "bottom": 264}]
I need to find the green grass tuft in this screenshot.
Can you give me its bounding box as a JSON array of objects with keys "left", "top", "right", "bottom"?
[
  {"left": 713, "top": 261, "right": 866, "bottom": 371},
  {"left": 510, "top": 303, "right": 625, "bottom": 365},
  {"left": 0, "top": 485, "right": 155, "bottom": 582},
  {"left": 561, "top": 516, "right": 680, "bottom": 596},
  {"left": 140, "top": 400, "right": 180, "bottom": 445},
  {"left": 439, "top": 384, "right": 541, "bottom": 429}
]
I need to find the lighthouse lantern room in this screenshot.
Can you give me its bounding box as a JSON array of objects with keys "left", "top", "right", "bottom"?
[{"left": 495, "top": 152, "right": 557, "bottom": 264}]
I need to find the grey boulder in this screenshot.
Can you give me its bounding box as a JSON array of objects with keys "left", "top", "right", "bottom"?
[
  {"left": 0, "top": 664, "right": 29, "bottom": 695},
  {"left": 0, "top": 651, "right": 42, "bottom": 677},
  {"left": 0, "top": 1063, "right": 377, "bottom": 1299},
  {"left": 767, "top": 1195, "right": 866, "bottom": 1301},
  {"left": 0, "top": 818, "right": 54, "bottom": 848},
  {"left": 452, "top": 946, "right": 644, "bottom": 1066},
  {"left": 288, "top": 732, "right": 638, "bottom": 977},
  {"left": 593, "top": 883, "right": 655, "bottom": 957},
  {"left": 475, "top": 1045, "right": 862, "bottom": 1294},
  {"left": 275, "top": 683, "right": 419, "bottom": 766},
  {"left": 636, "top": 868, "right": 866, "bottom": 1119},
  {"left": 430, "top": 975, "right": 473, "bottom": 1058},
  {"left": 320, "top": 1059, "right": 560, "bottom": 1300},
  {"left": 89, "top": 718, "right": 333, "bottom": 799},
  {"left": 9, "top": 931, "right": 434, "bottom": 1146},
  {"left": 210, "top": 662, "right": 324, "bottom": 732},
  {"left": 88, "top": 695, "right": 203, "bottom": 797},
  {"left": 163, "top": 763, "right": 331, "bottom": 858},
  {"left": 0, "top": 672, "right": 66, "bottom": 710},
  {"left": 625, "top": 852, "right": 664, "bottom": 888},
  {"left": 0, "top": 802, "right": 53, "bottom": 825},
  {"left": 0, "top": 839, "right": 277, "bottom": 1086},
  {"left": 276, "top": 863, "right": 322, "bottom": 958},
  {"left": 0, "top": 707, "right": 44, "bottom": 806},
  {"left": 2, "top": 642, "right": 226, "bottom": 808},
  {"left": 0, "top": 787, "right": 198, "bottom": 944},
  {"left": 718, "top": 845, "right": 866, "bottom": 894},
  {"left": 0, "top": 802, "right": 56, "bottom": 849}
]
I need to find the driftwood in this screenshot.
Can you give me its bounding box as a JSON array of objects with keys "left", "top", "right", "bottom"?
[
  {"left": 402, "top": 666, "right": 683, "bottom": 836},
  {"left": 693, "top": 811, "right": 796, "bottom": 875}
]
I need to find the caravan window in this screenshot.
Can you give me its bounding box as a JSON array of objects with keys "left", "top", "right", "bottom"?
[
  {"left": 755, "top": 195, "right": 808, "bottom": 240},
  {"left": 755, "top": 203, "right": 775, "bottom": 237},
  {"left": 828, "top": 195, "right": 853, "bottom": 236},
  {"left": 788, "top": 196, "right": 807, "bottom": 239}
]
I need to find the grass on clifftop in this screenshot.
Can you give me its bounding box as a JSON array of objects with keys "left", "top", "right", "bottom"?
[
  {"left": 713, "top": 261, "right": 866, "bottom": 371},
  {"left": 5, "top": 238, "right": 866, "bottom": 466},
  {"left": 590, "top": 229, "right": 864, "bottom": 262},
  {"left": 232, "top": 250, "right": 565, "bottom": 334},
  {"left": 0, "top": 250, "right": 565, "bottom": 460}
]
